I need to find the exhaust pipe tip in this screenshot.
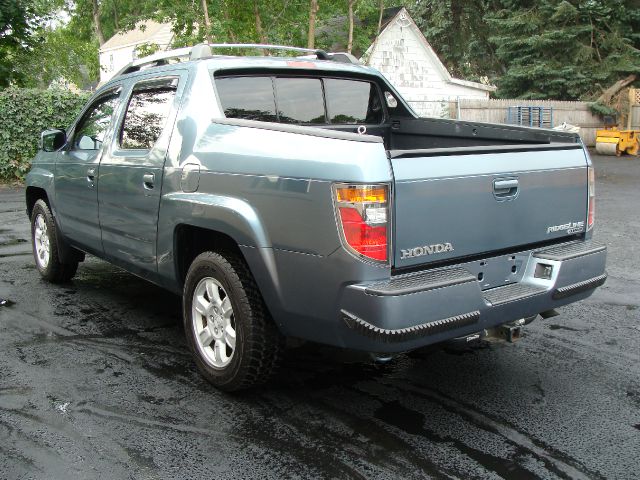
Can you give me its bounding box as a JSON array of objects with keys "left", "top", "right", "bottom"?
[{"left": 369, "top": 353, "right": 395, "bottom": 364}]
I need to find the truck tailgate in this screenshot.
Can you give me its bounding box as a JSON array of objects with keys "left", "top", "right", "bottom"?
[{"left": 391, "top": 144, "right": 588, "bottom": 268}]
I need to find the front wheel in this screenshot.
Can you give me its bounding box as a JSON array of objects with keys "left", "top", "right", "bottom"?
[
  {"left": 31, "top": 199, "right": 78, "bottom": 283},
  {"left": 183, "top": 251, "right": 283, "bottom": 391}
]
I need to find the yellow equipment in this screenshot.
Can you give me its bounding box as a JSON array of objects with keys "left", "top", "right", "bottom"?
[{"left": 595, "top": 127, "right": 639, "bottom": 156}]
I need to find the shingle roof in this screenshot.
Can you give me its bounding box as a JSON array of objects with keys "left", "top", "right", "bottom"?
[{"left": 365, "top": 7, "right": 496, "bottom": 92}]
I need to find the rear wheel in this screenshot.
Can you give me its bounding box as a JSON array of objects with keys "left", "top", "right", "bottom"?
[
  {"left": 183, "top": 251, "right": 283, "bottom": 391},
  {"left": 31, "top": 200, "right": 78, "bottom": 283}
]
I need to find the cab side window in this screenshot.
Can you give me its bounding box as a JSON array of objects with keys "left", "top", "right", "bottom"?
[
  {"left": 216, "top": 76, "right": 277, "bottom": 122},
  {"left": 120, "top": 80, "right": 177, "bottom": 150},
  {"left": 274, "top": 77, "right": 326, "bottom": 124},
  {"left": 73, "top": 94, "right": 119, "bottom": 151},
  {"left": 324, "top": 78, "right": 383, "bottom": 124}
]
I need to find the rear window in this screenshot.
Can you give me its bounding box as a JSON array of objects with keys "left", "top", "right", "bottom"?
[{"left": 215, "top": 75, "right": 383, "bottom": 125}]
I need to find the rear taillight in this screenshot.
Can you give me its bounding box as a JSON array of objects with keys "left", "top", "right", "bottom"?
[
  {"left": 334, "top": 184, "right": 389, "bottom": 263},
  {"left": 587, "top": 166, "right": 595, "bottom": 231}
]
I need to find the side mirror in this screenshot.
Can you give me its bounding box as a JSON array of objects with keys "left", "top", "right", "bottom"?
[{"left": 41, "top": 129, "right": 67, "bottom": 152}]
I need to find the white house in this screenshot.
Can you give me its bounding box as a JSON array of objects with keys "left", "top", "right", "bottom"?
[
  {"left": 363, "top": 8, "right": 495, "bottom": 118},
  {"left": 99, "top": 20, "right": 174, "bottom": 83}
]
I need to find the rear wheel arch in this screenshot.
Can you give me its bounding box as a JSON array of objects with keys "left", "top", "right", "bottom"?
[
  {"left": 174, "top": 224, "right": 245, "bottom": 288},
  {"left": 173, "top": 223, "right": 286, "bottom": 335}
]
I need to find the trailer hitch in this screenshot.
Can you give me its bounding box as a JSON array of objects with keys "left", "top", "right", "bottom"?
[{"left": 497, "top": 320, "right": 524, "bottom": 343}]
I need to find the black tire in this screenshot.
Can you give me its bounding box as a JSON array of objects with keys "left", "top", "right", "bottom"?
[
  {"left": 30, "top": 199, "right": 78, "bottom": 283},
  {"left": 183, "top": 251, "right": 283, "bottom": 391}
]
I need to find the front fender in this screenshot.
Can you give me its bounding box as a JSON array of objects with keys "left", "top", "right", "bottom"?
[
  {"left": 25, "top": 167, "right": 55, "bottom": 214},
  {"left": 26, "top": 166, "right": 54, "bottom": 190},
  {"left": 25, "top": 166, "right": 83, "bottom": 264}
]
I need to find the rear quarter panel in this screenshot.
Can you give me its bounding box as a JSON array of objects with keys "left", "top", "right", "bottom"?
[{"left": 156, "top": 64, "right": 393, "bottom": 332}]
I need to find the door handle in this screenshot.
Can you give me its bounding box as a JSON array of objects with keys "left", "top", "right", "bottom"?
[
  {"left": 87, "top": 168, "right": 96, "bottom": 187},
  {"left": 143, "top": 173, "right": 155, "bottom": 189},
  {"left": 493, "top": 179, "right": 519, "bottom": 199}
]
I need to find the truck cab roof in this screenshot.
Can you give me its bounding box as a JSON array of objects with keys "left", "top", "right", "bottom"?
[{"left": 109, "top": 43, "right": 376, "bottom": 81}]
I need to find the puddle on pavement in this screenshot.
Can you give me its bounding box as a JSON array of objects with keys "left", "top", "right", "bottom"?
[
  {"left": 0, "top": 238, "right": 28, "bottom": 246},
  {"left": 0, "top": 298, "right": 15, "bottom": 307}
]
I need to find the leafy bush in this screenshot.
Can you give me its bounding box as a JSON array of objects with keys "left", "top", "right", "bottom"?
[
  {"left": 0, "top": 88, "right": 90, "bottom": 181},
  {"left": 587, "top": 101, "right": 620, "bottom": 120}
]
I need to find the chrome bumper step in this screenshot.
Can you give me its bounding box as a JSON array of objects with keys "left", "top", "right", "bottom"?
[
  {"left": 365, "top": 267, "right": 476, "bottom": 296},
  {"left": 483, "top": 283, "right": 546, "bottom": 306},
  {"left": 534, "top": 241, "right": 606, "bottom": 262}
]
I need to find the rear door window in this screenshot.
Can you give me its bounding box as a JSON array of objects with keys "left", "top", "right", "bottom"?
[
  {"left": 216, "top": 76, "right": 277, "bottom": 122},
  {"left": 324, "top": 78, "right": 383, "bottom": 124},
  {"left": 120, "top": 79, "right": 177, "bottom": 150},
  {"left": 274, "top": 77, "right": 326, "bottom": 125}
]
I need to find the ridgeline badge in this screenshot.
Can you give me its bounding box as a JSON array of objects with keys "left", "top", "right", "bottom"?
[
  {"left": 546, "top": 221, "right": 585, "bottom": 235},
  {"left": 401, "top": 243, "right": 454, "bottom": 259}
]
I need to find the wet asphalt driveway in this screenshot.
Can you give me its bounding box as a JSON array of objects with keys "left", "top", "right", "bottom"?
[{"left": 0, "top": 153, "right": 639, "bottom": 479}]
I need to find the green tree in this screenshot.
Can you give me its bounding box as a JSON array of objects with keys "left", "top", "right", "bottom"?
[
  {"left": 13, "top": 22, "right": 100, "bottom": 89},
  {"left": 410, "top": 0, "right": 640, "bottom": 100},
  {"left": 0, "top": 0, "right": 61, "bottom": 86},
  {"left": 409, "top": 0, "right": 502, "bottom": 82},
  {"left": 3, "top": 0, "right": 391, "bottom": 88},
  {"left": 487, "top": 0, "right": 640, "bottom": 99}
]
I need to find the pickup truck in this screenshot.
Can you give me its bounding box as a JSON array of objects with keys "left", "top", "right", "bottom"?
[{"left": 26, "top": 44, "right": 607, "bottom": 391}]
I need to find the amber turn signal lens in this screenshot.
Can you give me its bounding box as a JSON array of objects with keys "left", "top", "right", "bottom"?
[{"left": 336, "top": 185, "right": 387, "bottom": 204}]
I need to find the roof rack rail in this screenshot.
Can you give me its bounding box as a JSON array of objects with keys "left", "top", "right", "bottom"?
[
  {"left": 114, "top": 46, "right": 193, "bottom": 77},
  {"left": 206, "top": 43, "right": 332, "bottom": 60},
  {"left": 114, "top": 42, "right": 359, "bottom": 78},
  {"left": 204, "top": 44, "right": 360, "bottom": 64}
]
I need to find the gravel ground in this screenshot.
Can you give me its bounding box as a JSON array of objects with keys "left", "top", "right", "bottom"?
[{"left": 0, "top": 153, "right": 638, "bottom": 480}]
